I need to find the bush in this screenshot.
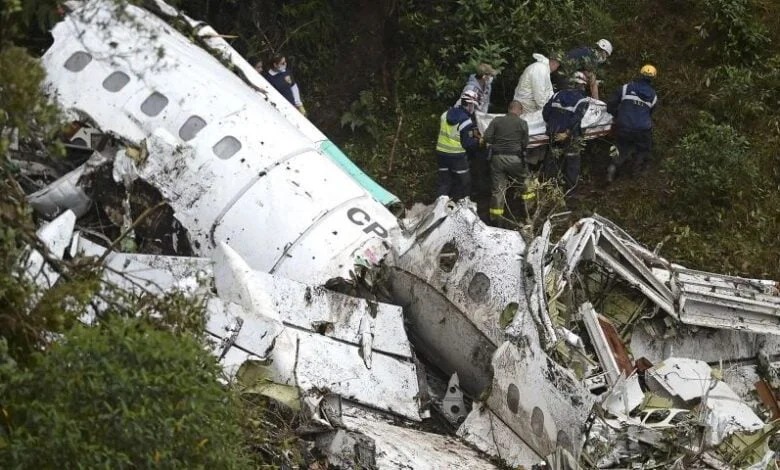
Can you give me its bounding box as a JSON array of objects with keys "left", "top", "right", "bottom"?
[
  {"left": 696, "top": 0, "right": 770, "bottom": 65},
  {"left": 662, "top": 113, "right": 757, "bottom": 223},
  {"left": 398, "top": 0, "right": 588, "bottom": 102},
  {"left": 702, "top": 56, "right": 780, "bottom": 128},
  {"left": 0, "top": 319, "right": 250, "bottom": 469}
]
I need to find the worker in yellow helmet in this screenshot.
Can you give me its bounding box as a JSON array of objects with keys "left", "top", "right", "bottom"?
[{"left": 606, "top": 64, "right": 658, "bottom": 183}]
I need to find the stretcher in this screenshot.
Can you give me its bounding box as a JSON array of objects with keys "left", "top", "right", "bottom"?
[{"left": 475, "top": 98, "right": 613, "bottom": 149}]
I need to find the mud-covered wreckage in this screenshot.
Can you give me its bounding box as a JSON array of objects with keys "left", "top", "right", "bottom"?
[{"left": 17, "top": 0, "right": 779, "bottom": 467}]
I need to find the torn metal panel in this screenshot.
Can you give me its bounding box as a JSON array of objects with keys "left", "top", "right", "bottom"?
[
  {"left": 213, "top": 296, "right": 422, "bottom": 421},
  {"left": 630, "top": 323, "right": 780, "bottom": 364},
  {"left": 670, "top": 268, "right": 780, "bottom": 336},
  {"left": 594, "top": 245, "right": 676, "bottom": 317},
  {"left": 597, "top": 227, "right": 674, "bottom": 303},
  {"left": 390, "top": 202, "right": 528, "bottom": 395},
  {"left": 755, "top": 380, "right": 780, "bottom": 421},
  {"left": 581, "top": 303, "right": 622, "bottom": 385},
  {"left": 556, "top": 216, "right": 676, "bottom": 317},
  {"left": 483, "top": 341, "right": 594, "bottom": 460},
  {"left": 517, "top": 220, "right": 558, "bottom": 348},
  {"left": 646, "top": 358, "right": 765, "bottom": 445},
  {"left": 441, "top": 373, "right": 468, "bottom": 425},
  {"left": 394, "top": 201, "right": 525, "bottom": 345},
  {"left": 24, "top": 210, "right": 76, "bottom": 289},
  {"left": 213, "top": 242, "right": 412, "bottom": 358},
  {"left": 77, "top": 238, "right": 413, "bottom": 359},
  {"left": 705, "top": 380, "right": 766, "bottom": 445},
  {"left": 75, "top": 236, "right": 212, "bottom": 296},
  {"left": 43, "top": 0, "right": 401, "bottom": 284},
  {"left": 672, "top": 267, "right": 779, "bottom": 295},
  {"left": 601, "top": 373, "right": 644, "bottom": 418},
  {"left": 559, "top": 218, "right": 597, "bottom": 276},
  {"left": 646, "top": 357, "right": 717, "bottom": 402},
  {"left": 597, "top": 315, "right": 634, "bottom": 376},
  {"left": 457, "top": 404, "right": 544, "bottom": 468},
  {"left": 73, "top": 238, "right": 421, "bottom": 419},
  {"left": 212, "top": 242, "right": 282, "bottom": 323},
  {"left": 341, "top": 406, "right": 499, "bottom": 469},
  {"left": 291, "top": 329, "right": 421, "bottom": 421},
  {"left": 27, "top": 164, "right": 92, "bottom": 218}
]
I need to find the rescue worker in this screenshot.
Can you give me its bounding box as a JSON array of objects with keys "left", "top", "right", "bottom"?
[
  {"left": 513, "top": 53, "right": 560, "bottom": 114},
  {"left": 482, "top": 100, "right": 531, "bottom": 226},
  {"left": 457, "top": 63, "right": 498, "bottom": 113},
  {"left": 262, "top": 54, "right": 307, "bottom": 116},
  {"left": 542, "top": 72, "right": 590, "bottom": 193},
  {"left": 606, "top": 64, "right": 658, "bottom": 182},
  {"left": 554, "top": 39, "right": 613, "bottom": 99},
  {"left": 436, "top": 90, "right": 481, "bottom": 201}
]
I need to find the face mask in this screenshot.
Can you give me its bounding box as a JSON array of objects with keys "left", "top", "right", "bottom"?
[
  {"left": 485, "top": 76, "right": 493, "bottom": 86},
  {"left": 277, "top": 65, "right": 287, "bottom": 73}
]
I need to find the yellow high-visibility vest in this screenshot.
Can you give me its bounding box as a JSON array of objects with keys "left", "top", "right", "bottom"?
[{"left": 436, "top": 111, "right": 470, "bottom": 155}]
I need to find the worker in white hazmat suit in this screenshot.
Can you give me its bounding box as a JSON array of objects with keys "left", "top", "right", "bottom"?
[{"left": 513, "top": 54, "right": 560, "bottom": 114}]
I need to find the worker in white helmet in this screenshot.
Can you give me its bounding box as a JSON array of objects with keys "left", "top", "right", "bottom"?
[{"left": 554, "top": 38, "right": 614, "bottom": 99}]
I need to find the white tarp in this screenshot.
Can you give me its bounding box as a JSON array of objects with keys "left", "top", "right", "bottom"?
[{"left": 475, "top": 99, "right": 612, "bottom": 149}]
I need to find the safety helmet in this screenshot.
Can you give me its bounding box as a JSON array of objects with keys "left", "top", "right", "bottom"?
[
  {"left": 570, "top": 71, "right": 588, "bottom": 86},
  {"left": 640, "top": 64, "right": 657, "bottom": 78},
  {"left": 460, "top": 89, "right": 480, "bottom": 105},
  {"left": 596, "top": 38, "right": 613, "bottom": 57}
]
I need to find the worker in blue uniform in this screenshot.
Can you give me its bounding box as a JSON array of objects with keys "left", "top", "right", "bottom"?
[
  {"left": 606, "top": 64, "right": 658, "bottom": 182},
  {"left": 543, "top": 72, "right": 590, "bottom": 194}
]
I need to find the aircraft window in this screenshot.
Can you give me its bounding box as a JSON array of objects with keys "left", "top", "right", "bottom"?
[
  {"left": 438, "top": 241, "right": 458, "bottom": 273},
  {"left": 102, "top": 71, "right": 130, "bottom": 92},
  {"left": 531, "top": 407, "right": 545, "bottom": 437},
  {"left": 467, "top": 272, "right": 490, "bottom": 303},
  {"left": 643, "top": 409, "right": 671, "bottom": 425},
  {"left": 140, "top": 92, "right": 169, "bottom": 117},
  {"left": 506, "top": 383, "right": 519, "bottom": 414},
  {"left": 557, "top": 431, "right": 572, "bottom": 453},
  {"left": 179, "top": 116, "right": 208, "bottom": 141},
  {"left": 64, "top": 51, "right": 92, "bottom": 72},
  {"left": 212, "top": 136, "right": 242, "bottom": 159}
]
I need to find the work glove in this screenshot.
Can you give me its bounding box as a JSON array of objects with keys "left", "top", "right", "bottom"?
[{"left": 296, "top": 105, "right": 307, "bottom": 117}]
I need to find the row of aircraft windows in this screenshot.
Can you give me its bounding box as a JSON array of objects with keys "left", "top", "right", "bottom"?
[{"left": 63, "top": 51, "right": 242, "bottom": 160}]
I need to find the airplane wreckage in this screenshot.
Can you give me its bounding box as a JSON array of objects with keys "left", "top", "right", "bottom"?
[{"left": 13, "top": 0, "right": 780, "bottom": 467}]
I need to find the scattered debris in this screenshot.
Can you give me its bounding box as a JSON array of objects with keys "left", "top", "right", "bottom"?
[{"left": 15, "top": 0, "right": 779, "bottom": 468}]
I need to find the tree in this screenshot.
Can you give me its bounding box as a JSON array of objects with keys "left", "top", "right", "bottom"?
[{"left": 0, "top": 318, "right": 250, "bottom": 469}]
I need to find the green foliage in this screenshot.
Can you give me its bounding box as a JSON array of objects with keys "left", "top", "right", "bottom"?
[
  {"left": 702, "top": 56, "right": 780, "bottom": 128},
  {"left": 398, "top": 0, "right": 591, "bottom": 100},
  {"left": 696, "top": 0, "right": 770, "bottom": 65},
  {"left": 0, "top": 318, "right": 250, "bottom": 469},
  {"left": 341, "top": 90, "right": 391, "bottom": 141},
  {"left": 662, "top": 113, "right": 756, "bottom": 223},
  {"left": 0, "top": 47, "right": 61, "bottom": 146}
]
